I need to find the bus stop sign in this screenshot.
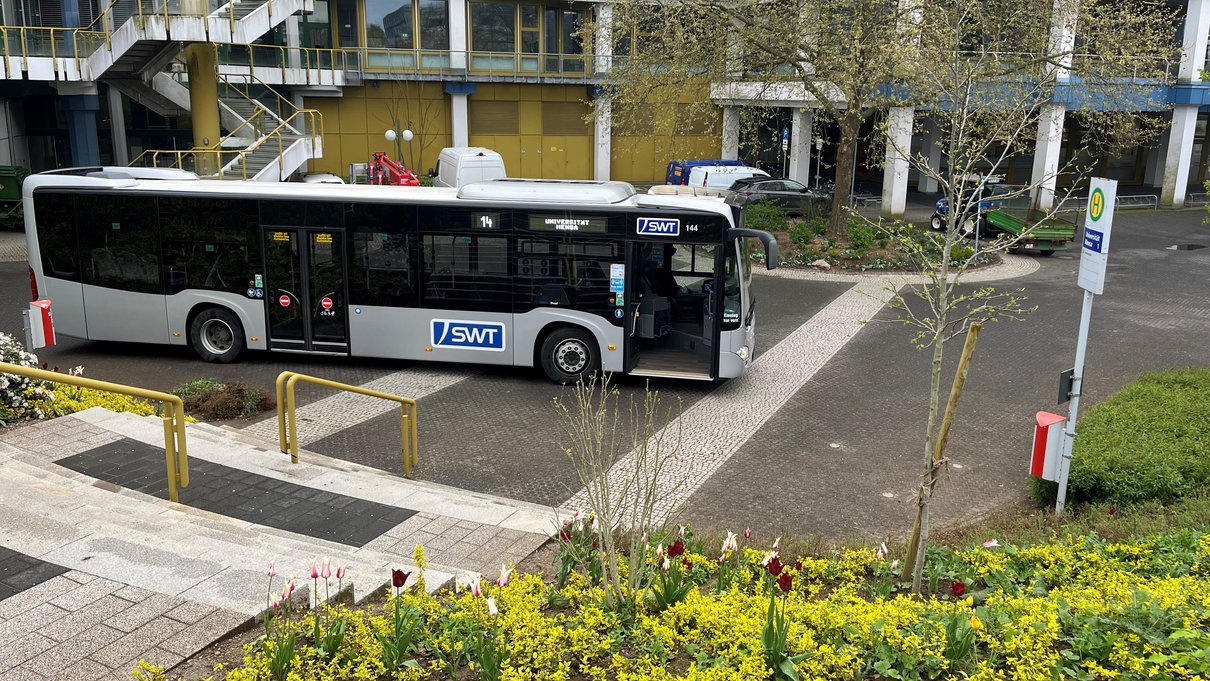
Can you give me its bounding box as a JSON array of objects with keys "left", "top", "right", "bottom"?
[{"left": 1078, "top": 178, "right": 1116, "bottom": 295}]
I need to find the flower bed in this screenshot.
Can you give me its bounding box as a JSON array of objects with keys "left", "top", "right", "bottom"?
[{"left": 185, "top": 524, "right": 1210, "bottom": 681}]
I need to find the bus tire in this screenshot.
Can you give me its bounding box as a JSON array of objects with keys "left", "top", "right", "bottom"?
[
  {"left": 190, "top": 307, "right": 244, "bottom": 363},
  {"left": 540, "top": 327, "right": 599, "bottom": 385}
]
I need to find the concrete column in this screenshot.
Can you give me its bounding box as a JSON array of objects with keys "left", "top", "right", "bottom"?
[
  {"left": 918, "top": 117, "right": 941, "bottom": 193},
  {"left": 787, "top": 107, "right": 812, "bottom": 183},
  {"left": 593, "top": 3, "right": 612, "bottom": 74},
  {"left": 449, "top": 0, "right": 468, "bottom": 70},
  {"left": 286, "top": 16, "right": 301, "bottom": 70},
  {"left": 107, "top": 86, "right": 128, "bottom": 165},
  {"left": 592, "top": 97, "right": 611, "bottom": 181},
  {"left": 445, "top": 82, "right": 475, "bottom": 148},
  {"left": 721, "top": 106, "right": 740, "bottom": 160},
  {"left": 1162, "top": 106, "right": 1199, "bottom": 206},
  {"left": 881, "top": 106, "right": 913, "bottom": 218},
  {"left": 1160, "top": 0, "right": 1210, "bottom": 206},
  {"left": 1030, "top": 104, "right": 1065, "bottom": 211}
]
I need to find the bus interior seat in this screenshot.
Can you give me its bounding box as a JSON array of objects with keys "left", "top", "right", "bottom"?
[{"left": 91, "top": 249, "right": 119, "bottom": 282}]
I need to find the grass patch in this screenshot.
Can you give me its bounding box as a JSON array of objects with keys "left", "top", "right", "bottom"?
[
  {"left": 1059, "top": 368, "right": 1210, "bottom": 506},
  {"left": 172, "top": 378, "right": 274, "bottom": 420}
]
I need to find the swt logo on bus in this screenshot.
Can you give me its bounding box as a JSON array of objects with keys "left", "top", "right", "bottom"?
[
  {"left": 636, "top": 217, "right": 680, "bottom": 236},
  {"left": 431, "top": 319, "right": 507, "bottom": 352}
]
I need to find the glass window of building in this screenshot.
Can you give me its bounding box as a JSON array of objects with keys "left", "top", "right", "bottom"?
[
  {"left": 470, "top": 1, "right": 516, "bottom": 52},
  {"left": 367, "top": 0, "right": 414, "bottom": 49},
  {"left": 419, "top": 0, "right": 449, "bottom": 49}
]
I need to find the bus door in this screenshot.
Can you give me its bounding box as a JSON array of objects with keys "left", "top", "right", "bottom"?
[
  {"left": 262, "top": 227, "right": 349, "bottom": 353},
  {"left": 624, "top": 240, "right": 720, "bottom": 380}
]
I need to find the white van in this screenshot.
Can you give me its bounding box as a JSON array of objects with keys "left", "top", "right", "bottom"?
[
  {"left": 433, "top": 147, "right": 507, "bottom": 188},
  {"left": 687, "top": 165, "right": 768, "bottom": 189}
]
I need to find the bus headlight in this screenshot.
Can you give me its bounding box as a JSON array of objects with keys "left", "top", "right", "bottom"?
[{"left": 737, "top": 345, "right": 751, "bottom": 361}]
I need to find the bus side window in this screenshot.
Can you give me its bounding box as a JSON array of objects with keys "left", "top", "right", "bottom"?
[
  {"left": 160, "top": 197, "right": 259, "bottom": 295},
  {"left": 349, "top": 232, "right": 414, "bottom": 307},
  {"left": 75, "top": 195, "right": 161, "bottom": 294},
  {"left": 33, "top": 192, "right": 80, "bottom": 281}
]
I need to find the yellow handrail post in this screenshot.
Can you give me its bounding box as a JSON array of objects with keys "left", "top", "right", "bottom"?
[
  {"left": 285, "top": 373, "right": 301, "bottom": 463},
  {"left": 275, "top": 370, "right": 293, "bottom": 454},
  {"left": 162, "top": 400, "right": 179, "bottom": 502},
  {"left": 173, "top": 398, "right": 189, "bottom": 487}
]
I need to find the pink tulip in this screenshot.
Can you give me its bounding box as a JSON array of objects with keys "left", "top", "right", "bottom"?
[
  {"left": 266, "top": 562, "right": 276, "bottom": 578},
  {"left": 743, "top": 528, "right": 752, "bottom": 539},
  {"left": 721, "top": 531, "right": 738, "bottom": 554},
  {"left": 487, "top": 596, "right": 498, "bottom": 616},
  {"left": 876, "top": 542, "right": 888, "bottom": 561},
  {"left": 760, "top": 551, "right": 778, "bottom": 567},
  {"left": 309, "top": 559, "right": 320, "bottom": 580},
  {"left": 773, "top": 536, "right": 781, "bottom": 550},
  {"left": 467, "top": 576, "right": 482, "bottom": 597},
  {"left": 890, "top": 559, "right": 900, "bottom": 571},
  {"left": 321, "top": 557, "right": 332, "bottom": 579},
  {"left": 496, "top": 565, "right": 512, "bottom": 588},
  {"left": 678, "top": 525, "right": 687, "bottom": 538},
  {"left": 335, "top": 563, "right": 346, "bottom": 580},
  {"left": 661, "top": 556, "right": 671, "bottom": 571},
  {"left": 281, "top": 578, "right": 295, "bottom": 600},
  {"left": 983, "top": 539, "right": 1000, "bottom": 549},
  {"left": 271, "top": 597, "right": 280, "bottom": 609}
]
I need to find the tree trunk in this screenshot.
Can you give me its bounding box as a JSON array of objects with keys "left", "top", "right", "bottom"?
[{"left": 827, "top": 112, "right": 862, "bottom": 238}]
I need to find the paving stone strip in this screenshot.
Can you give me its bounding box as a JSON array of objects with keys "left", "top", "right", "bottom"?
[
  {"left": 0, "top": 570, "right": 247, "bottom": 681},
  {"left": 242, "top": 366, "right": 476, "bottom": 446},
  {"left": 0, "top": 546, "right": 69, "bottom": 602},
  {"left": 564, "top": 279, "right": 901, "bottom": 522}
]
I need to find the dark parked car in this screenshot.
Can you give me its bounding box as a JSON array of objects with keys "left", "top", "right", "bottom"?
[{"left": 728, "top": 176, "right": 832, "bottom": 218}]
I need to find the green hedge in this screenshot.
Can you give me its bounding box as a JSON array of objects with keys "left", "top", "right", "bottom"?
[{"left": 1067, "top": 368, "right": 1210, "bottom": 505}]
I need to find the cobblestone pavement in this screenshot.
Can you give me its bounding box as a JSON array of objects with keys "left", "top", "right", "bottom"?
[
  {"left": 680, "top": 210, "right": 1210, "bottom": 539},
  {"left": 296, "top": 275, "right": 850, "bottom": 507},
  {"left": 0, "top": 229, "right": 24, "bottom": 263}
]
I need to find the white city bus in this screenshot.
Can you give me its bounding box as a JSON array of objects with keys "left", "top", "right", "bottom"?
[{"left": 24, "top": 168, "right": 778, "bottom": 383}]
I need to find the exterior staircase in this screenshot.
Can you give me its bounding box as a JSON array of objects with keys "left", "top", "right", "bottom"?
[{"left": 131, "top": 72, "right": 323, "bottom": 181}]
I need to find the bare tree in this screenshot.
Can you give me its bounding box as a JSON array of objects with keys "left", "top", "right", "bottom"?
[
  {"left": 554, "top": 376, "right": 682, "bottom": 613},
  {"left": 380, "top": 81, "right": 446, "bottom": 173}
]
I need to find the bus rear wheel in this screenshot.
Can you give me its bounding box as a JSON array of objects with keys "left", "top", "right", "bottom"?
[
  {"left": 541, "top": 328, "right": 598, "bottom": 384},
  {"left": 190, "top": 308, "right": 245, "bottom": 363}
]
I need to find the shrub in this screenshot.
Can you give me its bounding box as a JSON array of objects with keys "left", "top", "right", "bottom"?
[
  {"left": 949, "top": 244, "right": 975, "bottom": 261},
  {"left": 846, "top": 219, "right": 877, "bottom": 256},
  {"left": 742, "top": 200, "right": 789, "bottom": 234},
  {"left": 1064, "top": 368, "right": 1210, "bottom": 505},
  {"left": 41, "top": 385, "right": 157, "bottom": 418},
  {"left": 0, "top": 332, "right": 52, "bottom": 425},
  {"left": 172, "top": 378, "right": 274, "bottom": 420}
]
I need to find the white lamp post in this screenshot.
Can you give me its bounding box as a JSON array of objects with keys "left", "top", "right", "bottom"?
[
  {"left": 384, "top": 127, "right": 414, "bottom": 168},
  {"left": 814, "top": 137, "right": 824, "bottom": 189}
]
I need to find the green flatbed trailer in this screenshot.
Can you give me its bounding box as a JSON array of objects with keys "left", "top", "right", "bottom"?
[
  {"left": 985, "top": 206, "right": 1076, "bottom": 256},
  {"left": 0, "top": 166, "right": 28, "bottom": 230}
]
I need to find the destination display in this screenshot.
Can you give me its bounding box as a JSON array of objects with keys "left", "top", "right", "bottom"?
[{"left": 528, "top": 215, "right": 608, "bottom": 233}]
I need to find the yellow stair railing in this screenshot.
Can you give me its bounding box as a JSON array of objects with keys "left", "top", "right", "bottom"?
[
  {"left": 0, "top": 361, "right": 189, "bottom": 502},
  {"left": 274, "top": 371, "right": 418, "bottom": 477}
]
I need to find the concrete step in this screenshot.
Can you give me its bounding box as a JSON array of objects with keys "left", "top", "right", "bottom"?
[
  {"left": 0, "top": 406, "right": 561, "bottom": 623},
  {"left": 0, "top": 454, "right": 463, "bottom": 617}
]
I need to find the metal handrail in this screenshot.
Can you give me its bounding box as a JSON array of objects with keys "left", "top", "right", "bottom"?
[
  {"left": 274, "top": 371, "right": 418, "bottom": 477},
  {"left": 0, "top": 361, "right": 189, "bottom": 502}
]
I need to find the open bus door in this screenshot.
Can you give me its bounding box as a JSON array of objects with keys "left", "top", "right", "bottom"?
[{"left": 623, "top": 240, "right": 721, "bottom": 381}]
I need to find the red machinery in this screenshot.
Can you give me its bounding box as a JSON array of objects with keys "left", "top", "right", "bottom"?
[{"left": 367, "top": 150, "right": 420, "bottom": 186}]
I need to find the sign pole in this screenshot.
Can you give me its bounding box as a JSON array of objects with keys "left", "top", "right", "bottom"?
[
  {"left": 1055, "top": 177, "right": 1116, "bottom": 516},
  {"left": 1054, "top": 287, "right": 1094, "bottom": 515}
]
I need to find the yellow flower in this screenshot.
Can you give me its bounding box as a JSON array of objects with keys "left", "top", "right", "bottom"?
[{"left": 970, "top": 615, "right": 984, "bottom": 630}]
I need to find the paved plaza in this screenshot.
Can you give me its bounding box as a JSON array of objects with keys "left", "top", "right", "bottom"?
[{"left": 0, "top": 209, "right": 1208, "bottom": 677}]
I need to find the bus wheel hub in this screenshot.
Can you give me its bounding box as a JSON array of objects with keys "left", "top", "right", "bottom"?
[{"left": 555, "top": 341, "right": 586, "bottom": 373}]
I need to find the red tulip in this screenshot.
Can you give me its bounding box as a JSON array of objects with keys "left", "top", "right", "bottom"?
[
  {"left": 794, "top": 560, "right": 803, "bottom": 571},
  {"left": 559, "top": 529, "right": 572, "bottom": 543},
  {"left": 767, "top": 556, "right": 783, "bottom": 576},
  {"left": 777, "top": 570, "right": 793, "bottom": 593},
  {"left": 668, "top": 540, "right": 685, "bottom": 558},
  {"left": 392, "top": 569, "right": 409, "bottom": 588},
  {"left": 951, "top": 581, "right": 966, "bottom": 597},
  {"left": 682, "top": 557, "right": 693, "bottom": 570}
]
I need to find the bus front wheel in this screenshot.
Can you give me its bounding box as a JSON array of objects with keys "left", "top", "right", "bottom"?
[
  {"left": 190, "top": 308, "right": 245, "bottom": 363},
  {"left": 540, "top": 328, "right": 598, "bottom": 384}
]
